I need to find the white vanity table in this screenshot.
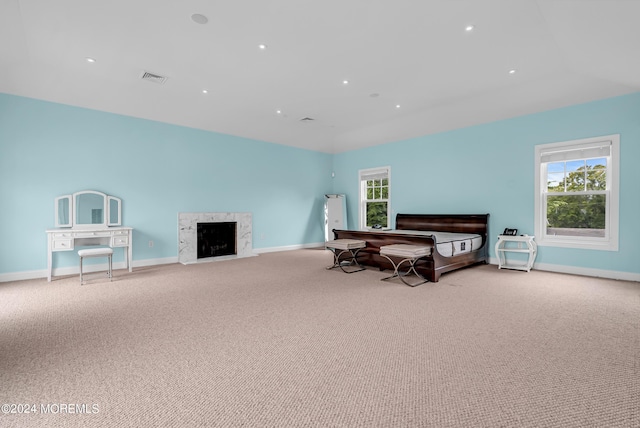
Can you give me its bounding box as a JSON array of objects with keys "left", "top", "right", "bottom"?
[
  {"left": 46, "top": 227, "right": 133, "bottom": 281},
  {"left": 46, "top": 190, "right": 133, "bottom": 282}
]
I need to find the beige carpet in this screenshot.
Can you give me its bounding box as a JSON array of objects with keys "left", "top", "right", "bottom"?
[{"left": 1, "top": 249, "right": 638, "bottom": 427}]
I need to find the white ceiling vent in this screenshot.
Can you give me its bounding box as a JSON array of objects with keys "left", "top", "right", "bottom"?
[{"left": 140, "top": 71, "right": 168, "bottom": 84}]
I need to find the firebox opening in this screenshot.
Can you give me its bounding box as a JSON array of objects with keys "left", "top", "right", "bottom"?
[{"left": 197, "top": 222, "right": 237, "bottom": 259}]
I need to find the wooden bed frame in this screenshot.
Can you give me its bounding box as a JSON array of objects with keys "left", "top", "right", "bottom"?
[{"left": 332, "top": 213, "right": 490, "bottom": 282}]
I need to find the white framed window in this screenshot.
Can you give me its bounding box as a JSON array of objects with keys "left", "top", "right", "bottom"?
[
  {"left": 359, "top": 166, "right": 390, "bottom": 229},
  {"left": 534, "top": 134, "right": 619, "bottom": 251}
]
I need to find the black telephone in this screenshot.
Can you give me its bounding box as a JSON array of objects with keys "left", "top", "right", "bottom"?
[{"left": 502, "top": 228, "right": 518, "bottom": 236}]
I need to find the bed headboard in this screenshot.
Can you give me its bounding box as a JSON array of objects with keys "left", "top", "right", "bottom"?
[{"left": 395, "top": 214, "right": 489, "bottom": 236}]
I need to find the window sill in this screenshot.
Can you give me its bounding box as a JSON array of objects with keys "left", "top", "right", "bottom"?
[{"left": 537, "top": 237, "right": 618, "bottom": 252}]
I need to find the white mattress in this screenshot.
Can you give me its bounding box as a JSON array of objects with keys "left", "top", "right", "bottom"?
[
  {"left": 437, "top": 236, "right": 483, "bottom": 257},
  {"left": 374, "top": 229, "right": 482, "bottom": 257}
]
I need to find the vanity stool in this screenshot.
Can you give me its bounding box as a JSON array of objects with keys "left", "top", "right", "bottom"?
[
  {"left": 325, "top": 239, "right": 367, "bottom": 273},
  {"left": 379, "top": 244, "right": 431, "bottom": 287},
  {"left": 78, "top": 248, "right": 114, "bottom": 284}
]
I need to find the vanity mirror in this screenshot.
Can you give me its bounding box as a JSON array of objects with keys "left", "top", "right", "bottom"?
[
  {"left": 54, "top": 190, "right": 122, "bottom": 228},
  {"left": 54, "top": 195, "right": 72, "bottom": 228},
  {"left": 108, "top": 196, "right": 122, "bottom": 226},
  {"left": 75, "top": 190, "right": 105, "bottom": 227},
  {"left": 48, "top": 190, "right": 130, "bottom": 282}
]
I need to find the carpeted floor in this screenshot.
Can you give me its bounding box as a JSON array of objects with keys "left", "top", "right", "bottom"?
[{"left": 1, "top": 249, "right": 638, "bottom": 427}]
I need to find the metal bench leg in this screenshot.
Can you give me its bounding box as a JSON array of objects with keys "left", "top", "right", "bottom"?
[
  {"left": 380, "top": 255, "right": 429, "bottom": 287},
  {"left": 326, "top": 248, "right": 365, "bottom": 273}
]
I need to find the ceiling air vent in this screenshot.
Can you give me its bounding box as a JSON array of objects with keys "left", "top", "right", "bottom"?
[
  {"left": 140, "top": 71, "right": 168, "bottom": 85},
  {"left": 299, "top": 117, "right": 315, "bottom": 122}
]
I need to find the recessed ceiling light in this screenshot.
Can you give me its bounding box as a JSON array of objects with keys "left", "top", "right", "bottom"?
[
  {"left": 258, "top": 44, "right": 268, "bottom": 50},
  {"left": 465, "top": 25, "right": 475, "bottom": 32},
  {"left": 202, "top": 89, "right": 208, "bottom": 94},
  {"left": 395, "top": 104, "right": 401, "bottom": 109},
  {"left": 191, "top": 14, "right": 208, "bottom": 25},
  {"left": 509, "top": 69, "right": 516, "bottom": 74},
  {"left": 276, "top": 110, "right": 282, "bottom": 114},
  {"left": 342, "top": 80, "right": 349, "bottom": 85},
  {"left": 85, "top": 57, "right": 96, "bottom": 63}
]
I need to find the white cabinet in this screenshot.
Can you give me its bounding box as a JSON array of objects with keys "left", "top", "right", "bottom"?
[
  {"left": 111, "top": 230, "right": 129, "bottom": 247},
  {"left": 495, "top": 235, "right": 537, "bottom": 272}
]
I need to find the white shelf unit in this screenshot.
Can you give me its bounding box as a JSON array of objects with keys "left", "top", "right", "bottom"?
[{"left": 495, "top": 235, "right": 537, "bottom": 272}]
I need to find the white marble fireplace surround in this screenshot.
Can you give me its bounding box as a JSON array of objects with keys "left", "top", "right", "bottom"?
[{"left": 178, "top": 212, "right": 256, "bottom": 265}]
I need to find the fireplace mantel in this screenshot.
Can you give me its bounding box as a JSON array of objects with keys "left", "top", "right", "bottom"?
[{"left": 178, "top": 212, "right": 255, "bottom": 264}]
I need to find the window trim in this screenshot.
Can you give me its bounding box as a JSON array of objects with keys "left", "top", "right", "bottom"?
[
  {"left": 534, "top": 134, "right": 619, "bottom": 251},
  {"left": 359, "top": 166, "right": 391, "bottom": 230}
]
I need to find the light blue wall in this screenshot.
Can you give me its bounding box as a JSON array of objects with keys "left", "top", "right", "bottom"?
[
  {"left": 0, "top": 93, "right": 333, "bottom": 275},
  {"left": 2, "top": 92, "right": 639, "bottom": 278},
  {"left": 332, "top": 92, "right": 640, "bottom": 277}
]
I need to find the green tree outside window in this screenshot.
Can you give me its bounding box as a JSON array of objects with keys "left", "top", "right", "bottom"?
[{"left": 546, "top": 159, "right": 606, "bottom": 236}]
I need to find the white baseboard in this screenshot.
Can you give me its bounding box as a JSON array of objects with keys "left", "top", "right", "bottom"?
[
  {"left": 3, "top": 251, "right": 636, "bottom": 283},
  {"left": 132, "top": 256, "right": 179, "bottom": 268},
  {"left": 0, "top": 257, "right": 179, "bottom": 283},
  {"left": 0, "top": 269, "right": 50, "bottom": 283},
  {"left": 488, "top": 257, "right": 640, "bottom": 282},
  {"left": 253, "top": 242, "right": 324, "bottom": 254}
]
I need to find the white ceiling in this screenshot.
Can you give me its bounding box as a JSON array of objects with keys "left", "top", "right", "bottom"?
[{"left": 1, "top": 0, "right": 639, "bottom": 154}]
